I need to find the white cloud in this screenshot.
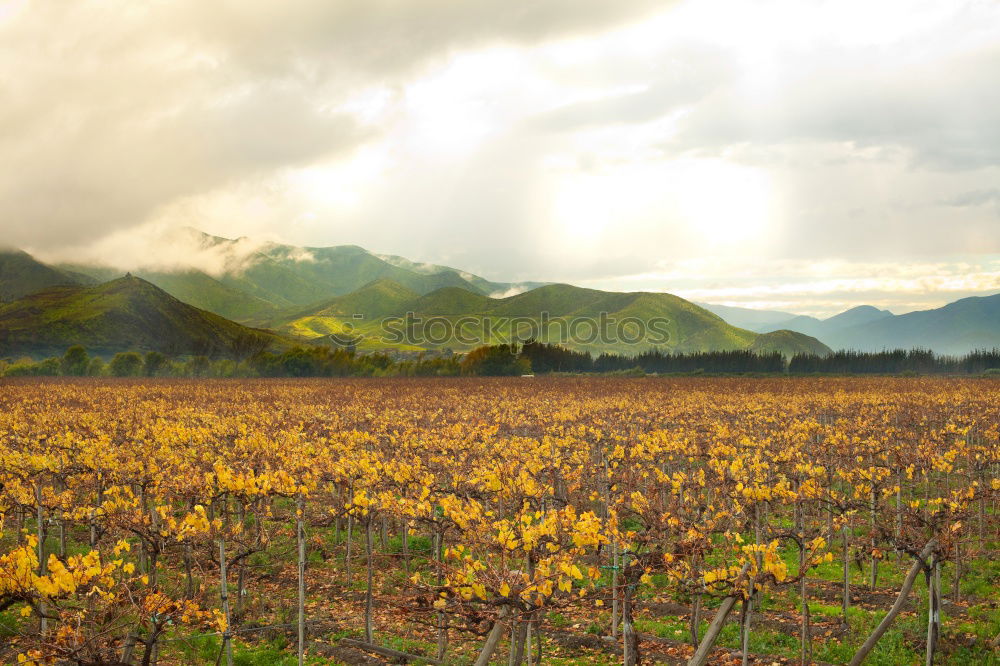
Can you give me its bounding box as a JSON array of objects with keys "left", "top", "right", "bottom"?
[
  {"left": 490, "top": 285, "right": 531, "bottom": 298},
  {"left": 37, "top": 224, "right": 289, "bottom": 277}
]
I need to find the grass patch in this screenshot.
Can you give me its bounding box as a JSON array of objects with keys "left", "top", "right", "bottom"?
[
  {"left": 548, "top": 611, "right": 572, "bottom": 628},
  {"left": 634, "top": 615, "right": 697, "bottom": 640},
  {"left": 0, "top": 607, "right": 25, "bottom": 639},
  {"left": 172, "top": 634, "right": 338, "bottom": 665}
]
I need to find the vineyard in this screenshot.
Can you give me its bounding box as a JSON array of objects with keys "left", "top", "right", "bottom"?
[{"left": 0, "top": 377, "right": 998, "bottom": 665}]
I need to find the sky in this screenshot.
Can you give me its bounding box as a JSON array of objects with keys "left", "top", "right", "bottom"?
[{"left": 1, "top": 0, "right": 999, "bottom": 317}]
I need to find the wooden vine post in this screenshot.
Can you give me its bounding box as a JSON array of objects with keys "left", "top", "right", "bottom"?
[
  {"left": 219, "top": 535, "right": 234, "bottom": 666},
  {"left": 297, "top": 489, "right": 306, "bottom": 666}
]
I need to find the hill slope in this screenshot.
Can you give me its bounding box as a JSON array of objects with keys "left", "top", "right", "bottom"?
[
  {"left": 405, "top": 286, "right": 493, "bottom": 315},
  {"left": 128, "top": 269, "right": 280, "bottom": 322},
  {"left": 0, "top": 250, "right": 91, "bottom": 302},
  {"left": 275, "top": 281, "right": 831, "bottom": 356},
  {"left": 297, "top": 279, "right": 420, "bottom": 319},
  {"left": 750, "top": 330, "right": 831, "bottom": 356},
  {"left": 272, "top": 279, "right": 423, "bottom": 339},
  {"left": 0, "top": 276, "right": 288, "bottom": 358}
]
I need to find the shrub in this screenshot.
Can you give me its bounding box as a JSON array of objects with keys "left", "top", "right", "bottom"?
[
  {"left": 143, "top": 351, "right": 167, "bottom": 377},
  {"left": 109, "top": 352, "right": 143, "bottom": 377},
  {"left": 61, "top": 345, "right": 89, "bottom": 376},
  {"left": 87, "top": 357, "right": 107, "bottom": 376},
  {"left": 460, "top": 344, "right": 531, "bottom": 376}
]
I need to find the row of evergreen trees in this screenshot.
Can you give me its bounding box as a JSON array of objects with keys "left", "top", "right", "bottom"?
[
  {"left": 481, "top": 341, "right": 1000, "bottom": 376},
  {"left": 516, "top": 341, "right": 787, "bottom": 374},
  {"left": 787, "top": 348, "right": 1000, "bottom": 374},
  {"left": 3, "top": 343, "right": 999, "bottom": 378},
  {"left": 594, "top": 348, "right": 787, "bottom": 374}
]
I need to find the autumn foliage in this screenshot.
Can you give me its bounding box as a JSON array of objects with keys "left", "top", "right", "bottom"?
[{"left": 0, "top": 377, "right": 997, "bottom": 665}]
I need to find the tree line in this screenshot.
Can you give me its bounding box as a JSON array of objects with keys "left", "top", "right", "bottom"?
[
  {"left": 787, "top": 348, "right": 1000, "bottom": 374},
  {"left": 521, "top": 341, "right": 1000, "bottom": 376},
  {"left": 2, "top": 342, "right": 999, "bottom": 378},
  {"left": 0, "top": 345, "right": 462, "bottom": 378}
]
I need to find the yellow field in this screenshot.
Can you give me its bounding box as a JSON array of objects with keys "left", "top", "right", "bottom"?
[{"left": 1, "top": 377, "right": 997, "bottom": 665}]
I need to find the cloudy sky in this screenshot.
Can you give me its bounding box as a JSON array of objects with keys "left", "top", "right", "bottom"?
[{"left": 2, "top": 0, "right": 999, "bottom": 316}]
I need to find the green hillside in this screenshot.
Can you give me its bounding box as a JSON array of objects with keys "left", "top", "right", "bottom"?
[
  {"left": 273, "top": 281, "right": 830, "bottom": 357},
  {"left": 487, "top": 284, "right": 610, "bottom": 317},
  {"left": 0, "top": 250, "right": 90, "bottom": 302},
  {"left": 0, "top": 275, "right": 289, "bottom": 358},
  {"left": 406, "top": 286, "right": 493, "bottom": 315},
  {"left": 130, "top": 270, "right": 279, "bottom": 321},
  {"left": 301, "top": 278, "right": 420, "bottom": 319},
  {"left": 614, "top": 293, "right": 756, "bottom": 349}
]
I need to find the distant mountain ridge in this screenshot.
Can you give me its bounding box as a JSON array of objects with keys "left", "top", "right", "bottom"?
[
  {"left": 826, "top": 295, "right": 1000, "bottom": 355},
  {"left": 748, "top": 298, "right": 1000, "bottom": 355},
  {"left": 760, "top": 305, "right": 895, "bottom": 339}
]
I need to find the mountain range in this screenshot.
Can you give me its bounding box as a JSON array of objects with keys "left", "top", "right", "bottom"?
[
  {"left": 1, "top": 229, "right": 997, "bottom": 358},
  {"left": 756, "top": 298, "right": 1000, "bottom": 356},
  {"left": 58, "top": 229, "right": 543, "bottom": 321}
]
